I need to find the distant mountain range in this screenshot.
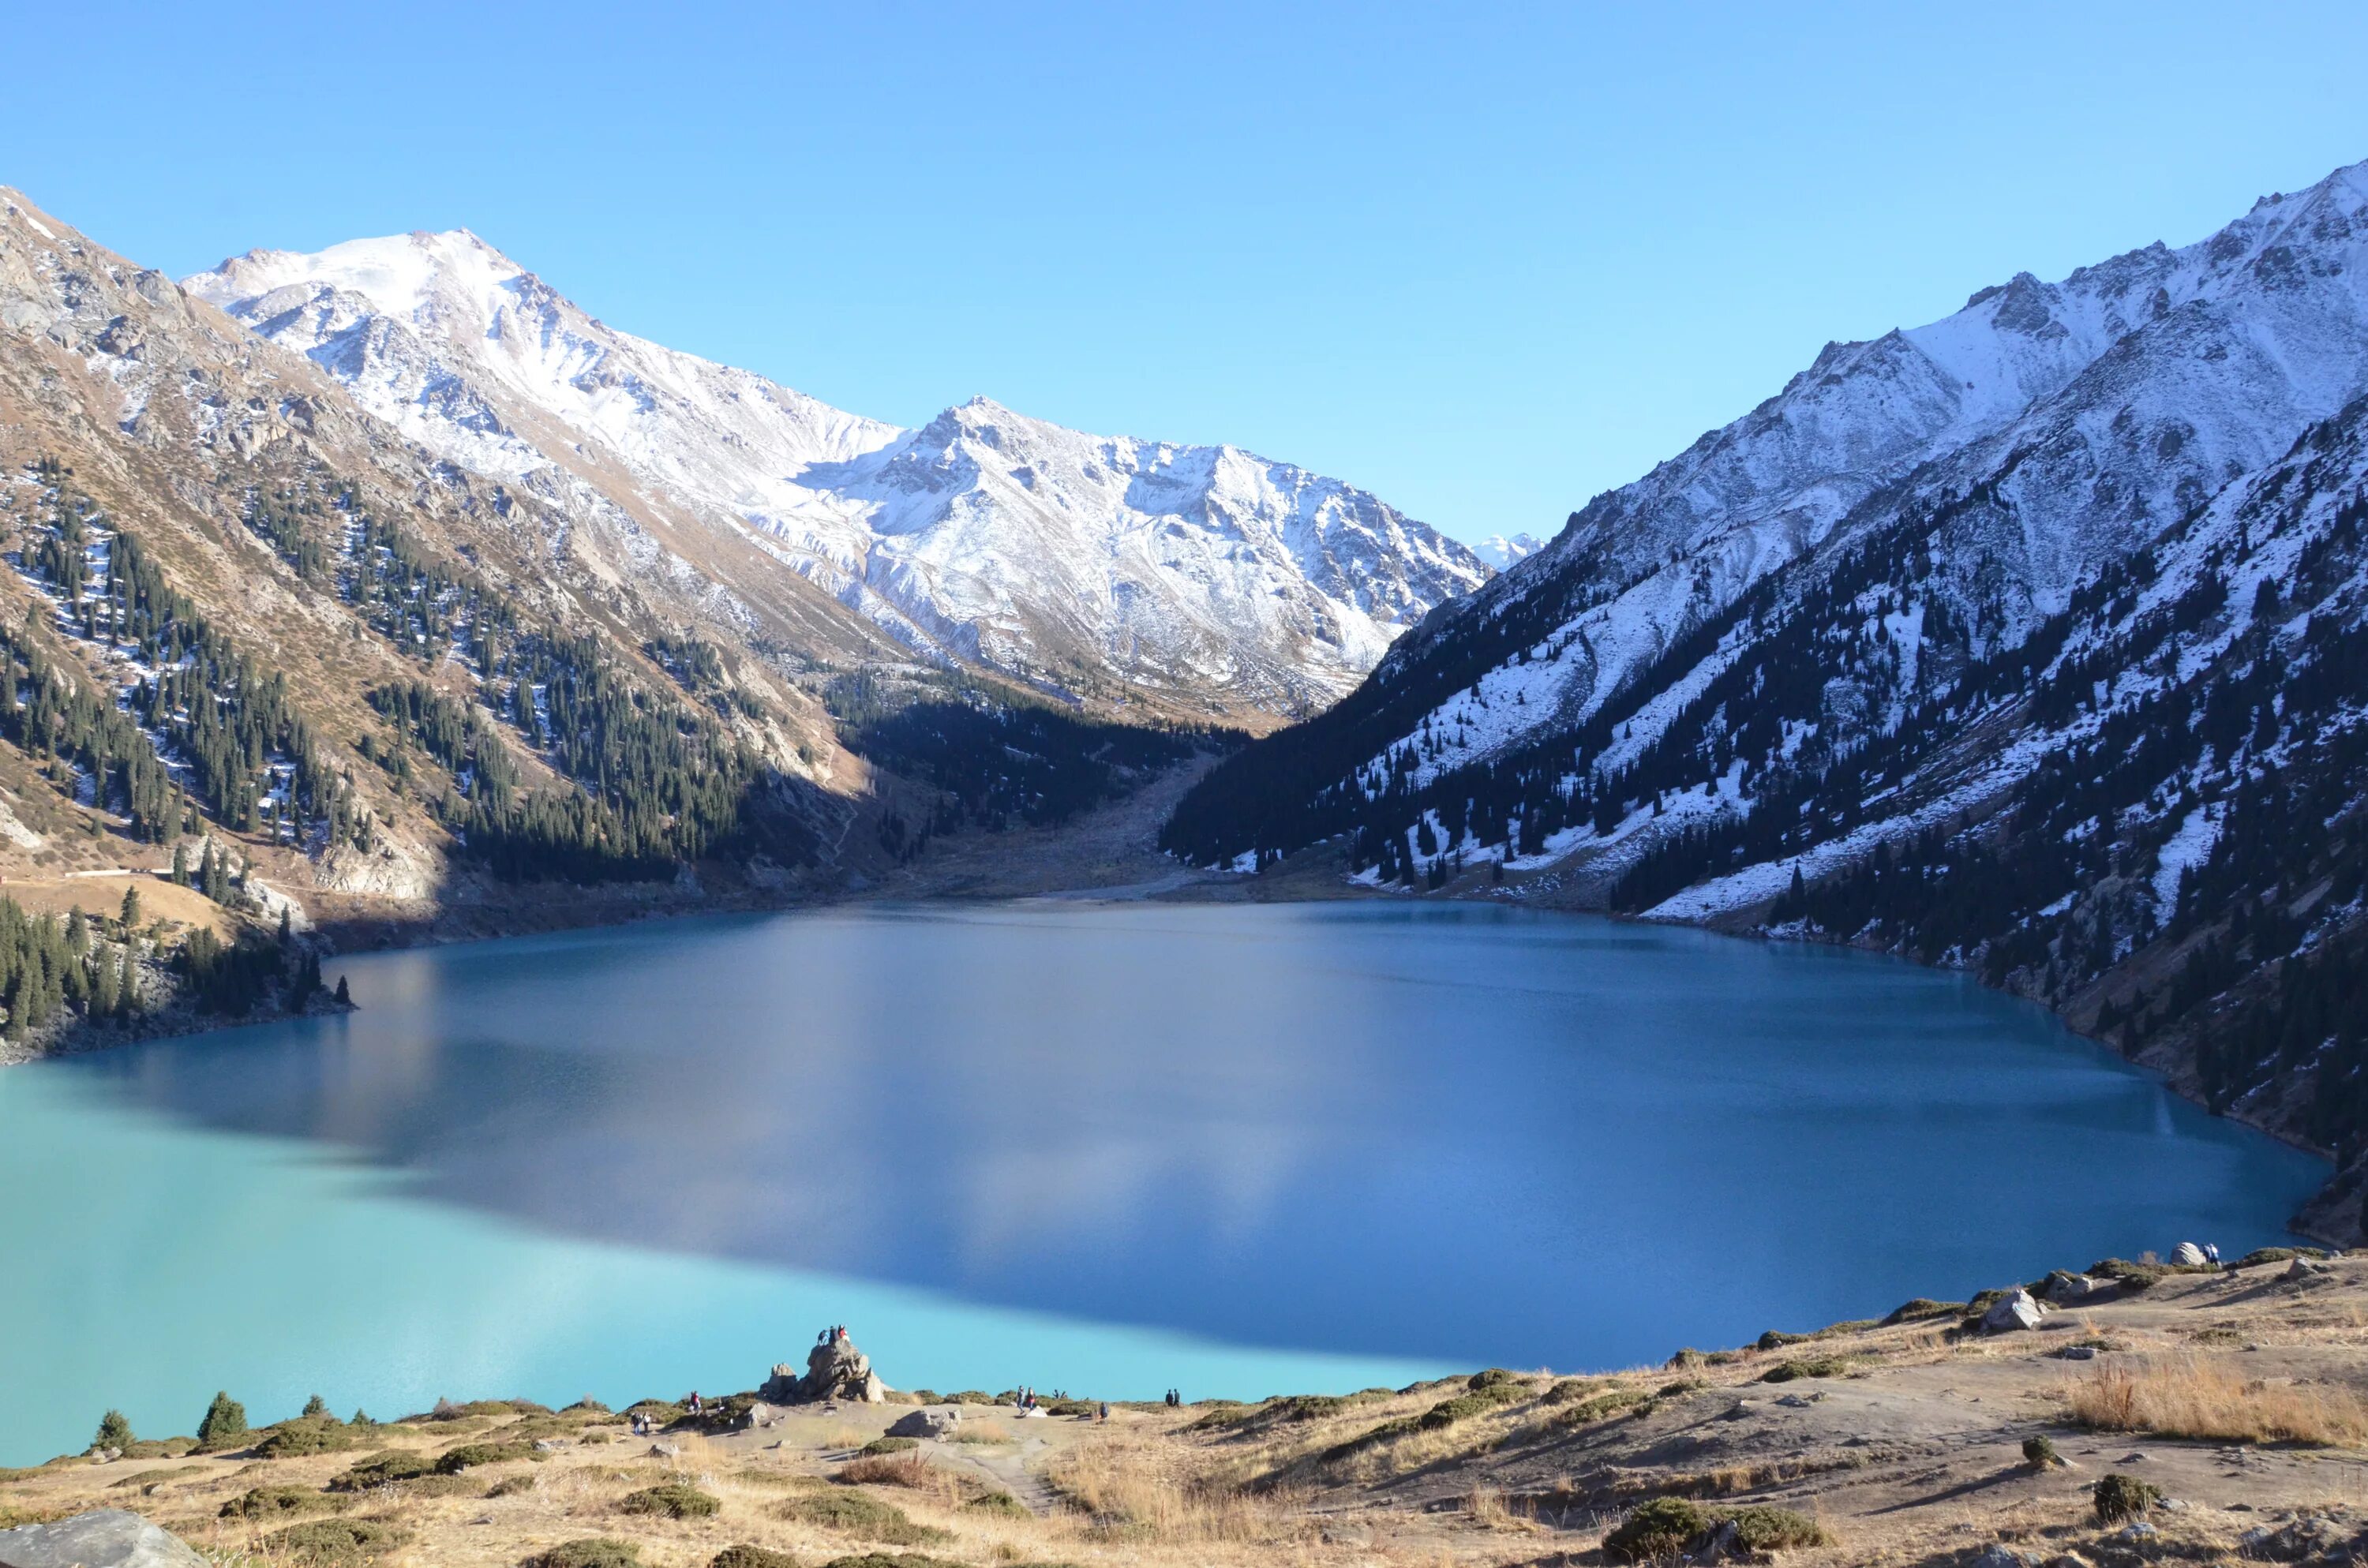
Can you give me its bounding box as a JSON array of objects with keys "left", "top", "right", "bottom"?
[
  {"left": 1474, "top": 532, "right": 1544, "bottom": 570},
  {"left": 1168, "top": 156, "right": 2368, "bottom": 1240},
  {"left": 185, "top": 233, "right": 1488, "bottom": 717}
]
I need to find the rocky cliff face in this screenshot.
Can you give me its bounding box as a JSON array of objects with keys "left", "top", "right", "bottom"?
[{"left": 186, "top": 233, "right": 1489, "bottom": 718}]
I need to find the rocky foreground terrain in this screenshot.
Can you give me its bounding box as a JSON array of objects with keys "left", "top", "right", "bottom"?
[{"left": 6, "top": 1250, "right": 2365, "bottom": 1567}]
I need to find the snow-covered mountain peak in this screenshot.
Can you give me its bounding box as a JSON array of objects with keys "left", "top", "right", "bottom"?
[
  {"left": 186, "top": 230, "right": 1487, "bottom": 716},
  {"left": 1475, "top": 533, "right": 1545, "bottom": 570}
]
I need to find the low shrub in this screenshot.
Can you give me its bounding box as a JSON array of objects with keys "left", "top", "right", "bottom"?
[
  {"left": 1542, "top": 1379, "right": 1594, "bottom": 1405},
  {"left": 711, "top": 1549, "right": 802, "bottom": 1568},
  {"left": 1656, "top": 1378, "right": 1707, "bottom": 1398},
  {"left": 775, "top": 1491, "right": 950, "bottom": 1546},
  {"left": 837, "top": 1454, "right": 937, "bottom": 1489},
  {"left": 524, "top": 1540, "right": 641, "bottom": 1568},
  {"left": 1603, "top": 1497, "right": 1710, "bottom": 1561},
  {"left": 421, "top": 1398, "right": 539, "bottom": 1420},
  {"left": 1467, "top": 1368, "right": 1526, "bottom": 1392},
  {"left": 1760, "top": 1356, "right": 1853, "bottom": 1383},
  {"left": 620, "top": 1482, "right": 720, "bottom": 1518},
  {"left": 2094, "top": 1472, "right": 2163, "bottom": 1524},
  {"left": 118, "top": 1439, "right": 190, "bottom": 1460},
  {"left": 621, "top": 1400, "right": 685, "bottom": 1427},
  {"left": 1184, "top": 1404, "right": 1260, "bottom": 1431},
  {"left": 1602, "top": 1497, "right": 1824, "bottom": 1559},
  {"left": 2085, "top": 1257, "right": 2213, "bottom": 1291},
  {"left": 434, "top": 1440, "right": 537, "bottom": 1474},
  {"left": 332, "top": 1450, "right": 433, "bottom": 1491},
  {"left": 859, "top": 1435, "right": 919, "bottom": 1456},
  {"left": 220, "top": 1484, "right": 342, "bottom": 1520},
  {"left": 814, "top": 1556, "right": 963, "bottom": 1568},
  {"left": 487, "top": 1474, "right": 541, "bottom": 1499},
  {"left": 257, "top": 1416, "right": 359, "bottom": 1459},
  {"left": 2233, "top": 1246, "right": 2329, "bottom": 1269},
  {"left": 965, "top": 1490, "right": 1030, "bottom": 1517},
  {"left": 1418, "top": 1381, "right": 1527, "bottom": 1431},
  {"left": 2022, "top": 1435, "right": 2059, "bottom": 1469},
  {"left": 1755, "top": 1330, "right": 1811, "bottom": 1351},
  {"left": 1551, "top": 1388, "right": 1657, "bottom": 1428},
  {"left": 262, "top": 1518, "right": 409, "bottom": 1563},
  {"left": 1725, "top": 1506, "right": 1827, "bottom": 1551}
]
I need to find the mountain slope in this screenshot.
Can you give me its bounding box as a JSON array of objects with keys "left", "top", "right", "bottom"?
[
  {"left": 1166, "top": 156, "right": 2368, "bottom": 1237},
  {"left": 0, "top": 185, "right": 903, "bottom": 966},
  {"left": 185, "top": 234, "right": 1488, "bottom": 718}
]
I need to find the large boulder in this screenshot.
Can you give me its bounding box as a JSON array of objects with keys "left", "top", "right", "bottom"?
[
  {"left": 1982, "top": 1289, "right": 2047, "bottom": 1334},
  {"left": 2169, "top": 1242, "right": 2209, "bottom": 1267},
  {"left": 0, "top": 1510, "right": 205, "bottom": 1567},
  {"left": 886, "top": 1407, "right": 962, "bottom": 1439},
  {"left": 762, "top": 1337, "right": 888, "bottom": 1404}
]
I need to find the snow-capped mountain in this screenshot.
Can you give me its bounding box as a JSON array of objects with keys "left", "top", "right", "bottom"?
[
  {"left": 1474, "top": 532, "right": 1545, "bottom": 570},
  {"left": 1175, "top": 155, "right": 2368, "bottom": 838},
  {"left": 1168, "top": 156, "right": 2368, "bottom": 1235},
  {"left": 185, "top": 234, "right": 1487, "bottom": 716}
]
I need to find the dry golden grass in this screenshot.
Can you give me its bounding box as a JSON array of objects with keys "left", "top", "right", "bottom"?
[
  {"left": 1052, "top": 1430, "right": 1309, "bottom": 1545},
  {"left": 0, "top": 874, "right": 234, "bottom": 935},
  {"left": 2063, "top": 1353, "right": 2368, "bottom": 1444},
  {"left": 1462, "top": 1485, "right": 1538, "bottom": 1532},
  {"left": 946, "top": 1417, "right": 1016, "bottom": 1445},
  {"left": 834, "top": 1450, "right": 963, "bottom": 1506}
]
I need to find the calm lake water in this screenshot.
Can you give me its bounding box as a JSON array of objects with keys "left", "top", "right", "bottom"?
[{"left": 0, "top": 901, "right": 2328, "bottom": 1463}]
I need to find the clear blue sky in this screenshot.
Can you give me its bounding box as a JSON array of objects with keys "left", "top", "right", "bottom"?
[{"left": 8, "top": 2, "right": 2366, "bottom": 546}]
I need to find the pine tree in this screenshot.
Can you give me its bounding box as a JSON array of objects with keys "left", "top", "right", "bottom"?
[
  {"left": 119, "top": 882, "right": 141, "bottom": 930},
  {"left": 92, "top": 1409, "right": 134, "bottom": 1454},
  {"left": 333, "top": 975, "right": 352, "bottom": 1009},
  {"left": 302, "top": 1394, "right": 329, "bottom": 1419},
  {"left": 170, "top": 844, "right": 188, "bottom": 886},
  {"left": 90, "top": 952, "right": 118, "bottom": 1020},
  {"left": 195, "top": 1390, "right": 247, "bottom": 1451}
]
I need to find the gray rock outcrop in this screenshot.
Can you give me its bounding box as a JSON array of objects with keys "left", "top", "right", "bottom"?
[
  {"left": 760, "top": 1335, "right": 887, "bottom": 1404},
  {"left": 2045, "top": 1270, "right": 2107, "bottom": 1304},
  {"left": 1982, "top": 1289, "right": 2047, "bottom": 1333},
  {"left": 0, "top": 1510, "right": 205, "bottom": 1567},
  {"left": 885, "top": 1407, "right": 962, "bottom": 1439}
]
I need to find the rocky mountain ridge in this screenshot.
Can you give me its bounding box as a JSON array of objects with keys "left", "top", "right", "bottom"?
[{"left": 186, "top": 232, "right": 1488, "bottom": 718}]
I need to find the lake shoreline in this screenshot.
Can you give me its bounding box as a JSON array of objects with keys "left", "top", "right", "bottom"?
[
  {"left": 6, "top": 1253, "right": 2362, "bottom": 1568},
  {"left": 5, "top": 734, "right": 2351, "bottom": 1261}
]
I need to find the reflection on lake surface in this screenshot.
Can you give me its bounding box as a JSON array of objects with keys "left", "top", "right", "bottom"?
[{"left": 0, "top": 901, "right": 2325, "bottom": 1462}]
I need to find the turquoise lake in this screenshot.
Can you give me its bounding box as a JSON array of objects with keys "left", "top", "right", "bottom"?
[{"left": 0, "top": 900, "right": 2329, "bottom": 1463}]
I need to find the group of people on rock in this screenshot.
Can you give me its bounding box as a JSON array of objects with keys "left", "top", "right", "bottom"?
[
  {"left": 815, "top": 1323, "right": 851, "bottom": 1345},
  {"left": 1161, "top": 1388, "right": 1182, "bottom": 1408}
]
